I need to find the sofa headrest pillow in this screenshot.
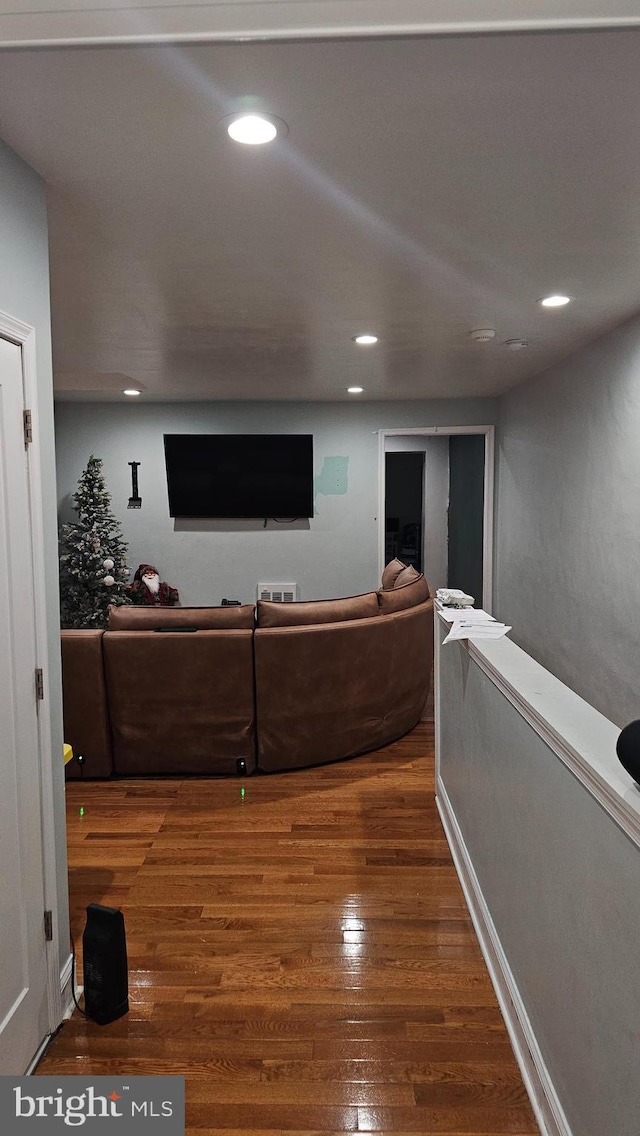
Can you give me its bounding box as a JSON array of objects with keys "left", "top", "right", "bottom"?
[
  {"left": 377, "top": 574, "right": 431, "bottom": 613},
  {"left": 381, "top": 558, "right": 408, "bottom": 590},
  {"left": 107, "top": 604, "right": 255, "bottom": 630},
  {"left": 393, "top": 564, "right": 421, "bottom": 588},
  {"left": 257, "top": 592, "right": 379, "bottom": 627}
]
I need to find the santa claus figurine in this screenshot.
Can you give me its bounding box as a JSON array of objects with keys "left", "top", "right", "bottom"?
[{"left": 126, "top": 563, "right": 180, "bottom": 607}]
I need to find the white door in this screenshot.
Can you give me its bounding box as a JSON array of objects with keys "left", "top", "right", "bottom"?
[{"left": 0, "top": 336, "right": 50, "bottom": 1073}]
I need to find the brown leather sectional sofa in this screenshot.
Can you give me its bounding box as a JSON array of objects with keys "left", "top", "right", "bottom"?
[{"left": 61, "top": 562, "right": 434, "bottom": 778}]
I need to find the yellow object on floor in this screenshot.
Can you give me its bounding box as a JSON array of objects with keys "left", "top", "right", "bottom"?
[{"left": 63, "top": 743, "right": 73, "bottom": 765}]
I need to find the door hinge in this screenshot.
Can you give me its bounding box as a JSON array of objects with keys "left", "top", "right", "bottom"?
[
  {"left": 44, "top": 910, "right": 53, "bottom": 942},
  {"left": 23, "top": 409, "right": 33, "bottom": 446},
  {"left": 35, "top": 668, "right": 44, "bottom": 701}
]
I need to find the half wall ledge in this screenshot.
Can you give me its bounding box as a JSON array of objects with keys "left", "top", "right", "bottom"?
[
  {"left": 435, "top": 608, "right": 640, "bottom": 1136},
  {"left": 435, "top": 610, "right": 639, "bottom": 848}
]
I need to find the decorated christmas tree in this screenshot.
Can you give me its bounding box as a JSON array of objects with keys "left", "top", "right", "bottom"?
[{"left": 59, "top": 455, "right": 132, "bottom": 628}]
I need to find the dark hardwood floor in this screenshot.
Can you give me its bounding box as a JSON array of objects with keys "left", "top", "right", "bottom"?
[{"left": 38, "top": 719, "right": 540, "bottom": 1135}]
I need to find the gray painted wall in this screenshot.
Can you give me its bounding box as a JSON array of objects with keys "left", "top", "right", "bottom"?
[
  {"left": 495, "top": 312, "right": 640, "bottom": 727},
  {"left": 439, "top": 634, "right": 640, "bottom": 1136},
  {"left": 55, "top": 399, "right": 495, "bottom": 605},
  {"left": 0, "top": 137, "right": 69, "bottom": 972}
]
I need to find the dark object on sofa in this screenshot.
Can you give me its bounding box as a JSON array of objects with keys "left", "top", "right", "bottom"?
[
  {"left": 616, "top": 720, "right": 640, "bottom": 785},
  {"left": 60, "top": 568, "right": 434, "bottom": 777}
]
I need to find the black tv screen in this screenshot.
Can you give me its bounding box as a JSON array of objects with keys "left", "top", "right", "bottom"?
[{"left": 164, "top": 434, "right": 314, "bottom": 518}]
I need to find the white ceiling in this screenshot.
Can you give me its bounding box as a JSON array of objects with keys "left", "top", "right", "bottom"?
[
  {"left": 1, "top": 1, "right": 638, "bottom": 49},
  {"left": 1, "top": 27, "right": 640, "bottom": 401}
]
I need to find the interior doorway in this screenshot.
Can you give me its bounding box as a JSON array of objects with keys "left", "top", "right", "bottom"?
[
  {"left": 378, "top": 426, "right": 494, "bottom": 611},
  {"left": 385, "top": 452, "right": 424, "bottom": 572}
]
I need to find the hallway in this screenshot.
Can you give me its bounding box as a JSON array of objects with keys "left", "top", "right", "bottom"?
[{"left": 38, "top": 720, "right": 539, "bottom": 1134}]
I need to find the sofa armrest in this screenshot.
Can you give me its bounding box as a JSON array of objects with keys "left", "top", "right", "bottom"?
[{"left": 61, "top": 630, "right": 113, "bottom": 778}]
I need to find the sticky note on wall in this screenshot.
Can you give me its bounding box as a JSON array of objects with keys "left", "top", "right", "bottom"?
[{"left": 314, "top": 457, "right": 349, "bottom": 497}]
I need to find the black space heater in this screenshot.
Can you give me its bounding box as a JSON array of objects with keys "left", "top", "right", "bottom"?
[{"left": 82, "top": 903, "right": 129, "bottom": 1025}]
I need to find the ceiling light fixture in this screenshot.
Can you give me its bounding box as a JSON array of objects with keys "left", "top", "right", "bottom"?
[
  {"left": 352, "top": 335, "right": 378, "bottom": 345},
  {"left": 123, "top": 389, "right": 141, "bottom": 397},
  {"left": 224, "top": 113, "right": 287, "bottom": 145},
  {"left": 470, "top": 328, "right": 495, "bottom": 343},
  {"left": 539, "top": 294, "right": 571, "bottom": 307},
  {"left": 347, "top": 386, "right": 364, "bottom": 394}
]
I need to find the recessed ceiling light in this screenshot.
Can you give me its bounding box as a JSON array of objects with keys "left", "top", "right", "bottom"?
[
  {"left": 123, "top": 389, "right": 141, "bottom": 397},
  {"left": 539, "top": 294, "right": 571, "bottom": 307},
  {"left": 352, "top": 335, "right": 378, "bottom": 345},
  {"left": 347, "top": 386, "right": 364, "bottom": 394},
  {"left": 224, "top": 113, "right": 287, "bottom": 145}
]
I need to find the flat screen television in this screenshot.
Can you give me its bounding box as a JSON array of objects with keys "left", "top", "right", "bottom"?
[{"left": 163, "top": 434, "right": 314, "bottom": 518}]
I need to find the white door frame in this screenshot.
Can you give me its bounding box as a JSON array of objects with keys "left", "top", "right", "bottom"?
[
  {"left": 0, "top": 309, "right": 63, "bottom": 1048},
  {"left": 377, "top": 425, "right": 495, "bottom": 612}
]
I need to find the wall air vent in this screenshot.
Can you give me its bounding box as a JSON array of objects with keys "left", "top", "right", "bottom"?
[{"left": 257, "top": 582, "right": 298, "bottom": 603}]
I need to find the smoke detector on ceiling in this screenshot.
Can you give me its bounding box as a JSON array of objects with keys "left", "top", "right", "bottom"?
[
  {"left": 505, "top": 338, "right": 529, "bottom": 351},
  {"left": 470, "top": 328, "right": 496, "bottom": 343}
]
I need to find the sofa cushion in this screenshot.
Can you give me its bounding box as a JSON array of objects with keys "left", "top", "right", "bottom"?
[
  {"left": 381, "top": 558, "right": 408, "bottom": 590},
  {"left": 257, "top": 592, "right": 379, "bottom": 627},
  {"left": 107, "top": 603, "right": 255, "bottom": 630},
  {"left": 377, "top": 574, "right": 430, "bottom": 613}
]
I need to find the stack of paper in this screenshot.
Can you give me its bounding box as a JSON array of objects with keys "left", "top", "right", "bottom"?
[
  {"left": 439, "top": 607, "right": 494, "bottom": 624},
  {"left": 441, "top": 608, "right": 512, "bottom": 644}
]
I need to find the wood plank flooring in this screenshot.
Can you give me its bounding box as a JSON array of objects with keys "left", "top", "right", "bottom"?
[{"left": 38, "top": 720, "right": 540, "bottom": 1135}]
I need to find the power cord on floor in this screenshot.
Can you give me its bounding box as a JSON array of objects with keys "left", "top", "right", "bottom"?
[{"left": 70, "top": 933, "right": 88, "bottom": 1018}]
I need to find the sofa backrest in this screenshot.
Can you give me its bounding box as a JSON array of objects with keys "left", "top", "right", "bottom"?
[
  {"left": 108, "top": 603, "right": 255, "bottom": 630},
  {"left": 257, "top": 591, "right": 379, "bottom": 627}
]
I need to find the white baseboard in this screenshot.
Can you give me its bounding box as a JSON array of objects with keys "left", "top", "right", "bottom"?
[
  {"left": 25, "top": 1033, "right": 54, "bottom": 1075},
  {"left": 436, "top": 776, "right": 572, "bottom": 1136},
  {"left": 60, "top": 952, "right": 75, "bottom": 1021}
]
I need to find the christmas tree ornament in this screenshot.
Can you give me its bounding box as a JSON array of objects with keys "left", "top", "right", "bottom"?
[
  {"left": 103, "top": 575, "right": 115, "bottom": 586},
  {"left": 103, "top": 558, "right": 115, "bottom": 571}
]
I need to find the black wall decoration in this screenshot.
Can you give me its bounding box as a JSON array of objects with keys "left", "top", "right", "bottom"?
[{"left": 128, "top": 461, "right": 142, "bottom": 509}]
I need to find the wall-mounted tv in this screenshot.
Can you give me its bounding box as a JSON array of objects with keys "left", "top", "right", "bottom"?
[{"left": 163, "top": 434, "right": 314, "bottom": 518}]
